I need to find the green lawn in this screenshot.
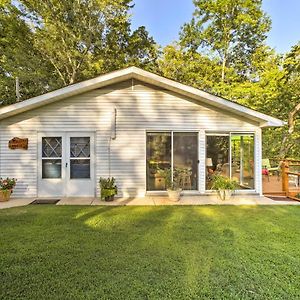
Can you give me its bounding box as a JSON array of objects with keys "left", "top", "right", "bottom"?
[{"left": 1, "top": 206, "right": 300, "bottom": 299}]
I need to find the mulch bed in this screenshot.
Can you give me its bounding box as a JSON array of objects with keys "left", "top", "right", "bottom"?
[{"left": 266, "top": 196, "right": 296, "bottom": 202}]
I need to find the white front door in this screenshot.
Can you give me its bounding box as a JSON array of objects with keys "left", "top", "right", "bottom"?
[
  {"left": 65, "top": 133, "right": 95, "bottom": 197},
  {"left": 38, "top": 132, "right": 95, "bottom": 197}
]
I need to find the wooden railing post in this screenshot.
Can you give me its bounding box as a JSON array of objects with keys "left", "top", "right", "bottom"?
[{"left": 282, "top": 160, "right": 289, "bottom": 194}]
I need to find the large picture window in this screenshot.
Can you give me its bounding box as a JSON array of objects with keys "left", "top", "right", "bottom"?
[
  {"left": 206, "top": 133, "right": 255, "bottom": 190},
  {"left": 146, "top": 132, "right": 198, "bottom": 191}
]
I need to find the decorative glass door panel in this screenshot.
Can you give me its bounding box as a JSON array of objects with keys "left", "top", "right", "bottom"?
[
  {"left": 42, "top": 137, "right": 62, "bottom": 179},
  {"left": 70, "top": 137, "right": 90, "bottom": 179}
]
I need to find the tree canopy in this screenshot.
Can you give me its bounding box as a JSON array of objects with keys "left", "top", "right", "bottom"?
[{"left": 0, "top": 0, "right": 157, "bottom": 104}]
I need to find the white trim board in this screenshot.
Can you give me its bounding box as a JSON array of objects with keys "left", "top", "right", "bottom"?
[{"left": 0, "top": 66, "right": 284, "bottom": 127}]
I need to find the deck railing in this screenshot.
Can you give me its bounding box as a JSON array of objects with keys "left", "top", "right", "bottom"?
[{"left": 281, "top": 159, "right": 300, "bottom": 201}]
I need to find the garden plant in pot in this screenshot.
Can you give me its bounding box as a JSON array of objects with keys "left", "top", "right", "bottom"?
[
  {"left": 0, "top": 177, "right": 17, "bottom": 202},
  {"left": 158, "top": 168, "right": 184, "bottom": 202},
  {"left": 100, "top": 177, "right": 118, "bottom": 201},
  {"left": 211, "top": 174, "right": 238, "bottom": 201}
]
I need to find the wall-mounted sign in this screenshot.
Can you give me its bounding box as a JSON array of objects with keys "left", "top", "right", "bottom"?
[{"left": 8, "top": 137, "right": 28, "bottom": 150}]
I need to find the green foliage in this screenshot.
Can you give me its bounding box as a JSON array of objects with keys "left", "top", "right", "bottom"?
[
  {"left": 0, "top": 0, "right": 157, "bottom": 105},
  {"left": 211, "top": 174, "right": 238, "bottom": 190},
  {"left": 0, "top": 177, "right": 17, "bottom": 190},
  {"left": 180, "top": 0, "right": 271, "bottom": 81},
  {"left": 157, "top": 167, "right": 187, "bottom": 190},
  {"left": 0, "top": 2, "right": 57, "bottom": 104},
  {"left": 99, "top": 177, "right": 117, "bottom": 200}
]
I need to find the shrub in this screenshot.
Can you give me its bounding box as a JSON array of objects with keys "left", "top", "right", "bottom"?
[{"left": 211, "top": 175, "right": 238, "bottom": 191}]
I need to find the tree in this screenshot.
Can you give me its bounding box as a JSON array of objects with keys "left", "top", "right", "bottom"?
[
  {"left": 17, "top": 0, "right": 157, "bottom": 85},
  {"left": 0, "top": 0, "right": 157, "bottom": 105},
  {"left": 180, "top": 0, "right": 271, "bottom": 81},
  {"left": 158, "top": 44, "right": 223, "bottom": 92},
  {"left": 278, "top": 43, "right": 300, "bottom": 157},
  {"left": 0, "top": 2, "right": 56, "bottom": 104}
]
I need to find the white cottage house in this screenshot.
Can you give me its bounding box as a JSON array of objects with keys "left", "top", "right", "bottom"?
[{"left": 0, "top": 67, "right": 284, "bottom": 198}]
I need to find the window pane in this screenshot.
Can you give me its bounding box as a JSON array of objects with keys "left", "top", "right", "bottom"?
[
  {"left": 173, "top": 132, "right": 198, "bottom": 190},
  {"left": 206, "top": 135, "right": 230, "bottom": 190},
  {"left": 231, "top": 134, "right": 255, "bottom": 189},
  {"left": 70, "top": 159, "right": 90, "bottom": 179},
  {"left": 42, "top": 137, "right": 62, "bottom": 158},
  {"left": 42, "top": 159, "right": 62, "bottom": 178},
  {"left": 70, "top": 137, "right": 90, "bottom": 158},
  {"left": 146, "top": 132, "right": 171, "bottom": 190}
]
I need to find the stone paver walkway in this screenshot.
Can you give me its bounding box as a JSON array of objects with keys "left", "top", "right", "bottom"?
[{"left": 1, "top": 195, "right": 299, "bottom": 209}]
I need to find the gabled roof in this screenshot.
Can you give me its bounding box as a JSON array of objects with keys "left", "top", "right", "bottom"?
[{"left": 0, "top": 66, "right": 284, "bottom": 127}]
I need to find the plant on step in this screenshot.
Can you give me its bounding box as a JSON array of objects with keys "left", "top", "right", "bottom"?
[
  {"left": 157, "top": 168, "right": 177, "bottom": 191},
  {"left": 211, "top": 174, "right": 238, "bottom": 201},
  {"left": 295, "top": 193, "right": 300, "bottom": 199},
  {"left": 0, "top": 177, "right": 17, "bottom": 202},
  {"left": 157, "top": 167, "right": 186, "bottom": 202},
  {"left": 99, "top": 177, "right": 117, "bottom": 201}
]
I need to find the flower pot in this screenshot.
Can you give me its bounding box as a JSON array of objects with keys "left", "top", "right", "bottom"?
[
  {"left": 0, "top": 189, "right": 12, "bottom": 202},
  {"left": 167, "top": 188, "right": 182, "bottom": 202},
  {"left": 218, "top": 189, "right": 233, "bottom": 201},
  {"left": 104, "top": 195, "right": 115, "bottom": 202}
]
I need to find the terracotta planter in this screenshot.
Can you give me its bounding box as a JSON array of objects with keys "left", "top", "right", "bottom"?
[
  {"left": 104, "top": 195, "right": 115, "bottom": 202},
  {"left": 0, "top": 189, "right": 12, "bottom": 202},
  {"left": 167, "top": 189, "right": 182, "bottom": 202}
]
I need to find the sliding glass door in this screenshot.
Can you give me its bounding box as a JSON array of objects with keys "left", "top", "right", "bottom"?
[
  {"left": 146, "top": 132, "right": 198, "bottom": 191},
  {"left": 173, "top": 132, "right": 198, "bottom": 190},
  {"left": 206, "top": 133, "right": 255, "bottom": 190},
  {"left": 146, "top": 132, "right": 171, "bottom": 191},
  {"left": 231, "top": 134, "right": 255, "bottom": 189},
  {"left": 206, "top": 134, "right": 230, "bottom": 190}
]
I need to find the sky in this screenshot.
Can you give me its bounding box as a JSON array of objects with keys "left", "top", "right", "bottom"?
[{"left": 131, "top": 0, "right": 300, "bottom": 54}]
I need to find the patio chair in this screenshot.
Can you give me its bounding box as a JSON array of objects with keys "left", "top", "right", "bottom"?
[{"left": 262, "top": 159, "right": 280, "bottom": 181}]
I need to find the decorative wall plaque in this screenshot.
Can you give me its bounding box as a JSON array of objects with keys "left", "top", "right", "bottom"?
[{"left": 8, "top": 137, "right": 28, "bottom": 150}]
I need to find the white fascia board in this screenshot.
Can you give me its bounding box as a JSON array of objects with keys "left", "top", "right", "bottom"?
[{"left": 0, "top": 68, "right": 134, "bottom": 120}]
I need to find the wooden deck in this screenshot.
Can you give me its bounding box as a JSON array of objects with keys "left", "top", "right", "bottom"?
[
  {"left": 263, "top": 172, "right": 300, "bottom": 199},
  {"left": 262, "top": 175, "right": 284, "bottom": 195}
]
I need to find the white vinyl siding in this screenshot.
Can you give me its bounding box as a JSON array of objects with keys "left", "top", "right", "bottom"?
[{"left": 0, "top": 80, "right": 262, "bottom": 197}]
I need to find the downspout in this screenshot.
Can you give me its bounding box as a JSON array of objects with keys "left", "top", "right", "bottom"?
[{"left": 108, "top": 108, "right": 117, "bottom": 177}]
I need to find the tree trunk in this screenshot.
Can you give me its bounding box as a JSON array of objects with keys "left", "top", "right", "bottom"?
[
  {"left": 221, "top": 56, "right": 226, "bottom": 82},
  {"left": 279, "top": 102, "right": 300, "bottom": 157}
]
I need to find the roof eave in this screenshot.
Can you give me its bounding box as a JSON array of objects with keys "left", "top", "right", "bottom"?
[{"left": 0, "top": 66, "right": 285, "bottom": 128}]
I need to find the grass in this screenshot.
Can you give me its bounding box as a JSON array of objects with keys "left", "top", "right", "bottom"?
[{"left": 1, "top": 205, "right": 300, "bottom": 299}]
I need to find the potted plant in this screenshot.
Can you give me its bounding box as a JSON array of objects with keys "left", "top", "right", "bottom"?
[
  {"left": 211, "top": 174, "right": 238, "bottom": 201},
  {"left": 99, "top": 177, "right": 118, "bottom": 201},
  {"left": 0, "top": 177, "right": 17, "bottom": 202},
  {"left": 158, "top": 168, "right": 184, "bottom": 202}
]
